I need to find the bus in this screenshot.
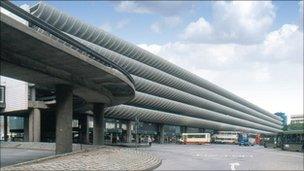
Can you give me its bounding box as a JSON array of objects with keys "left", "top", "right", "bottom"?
[
  {"left": 263, "top": 130, "right": 304, "bottom": 152},
  {"left": 180, "top": 133, "right": 211, "bottom": 145},
  {"left": 281, "top": 130, "right": 304, "bottom": 152},
  {"left": 212, "top": 131, "right": 238, "bottom": 144},
  {"left": 263, "top": 133, "right": 280, "bottom": 149}
]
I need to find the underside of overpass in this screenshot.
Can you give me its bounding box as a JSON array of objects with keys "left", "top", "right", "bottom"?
[{"left": 0, "top": 1, "right": 135, "bottom": 154}]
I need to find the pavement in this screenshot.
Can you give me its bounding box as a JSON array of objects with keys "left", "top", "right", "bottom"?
[
  {"left": 0, "top": 148, "right": 54, "bottom": 167},
  {"left": 106, "top": 142, "right": 151, "bottom": 148},
  {"left": 1, "top": 147, "right": 160, "bottom": 170},
  {"left": 140, "top": 144, "right": 304, "bottom": 170},
  {"left": 0, "top": 142, "right": 161, "bottom": 170},
  {"left": 0, "top": 141, "right": 102, "bottom": 151}
]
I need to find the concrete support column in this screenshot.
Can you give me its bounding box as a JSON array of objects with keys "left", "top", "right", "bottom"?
[
  {"left": 23, "top": 114, "right": 29, "bottom": 141},
  {"left": 181, "top": 126, "right": 188, "bottom": 134},
  {"left": 115, "top": 120, "right": 118, "bottom": 130},
  {"left": 199, "top": 128, "right": 205, "bottom": 133},
  {"left": 158, "top": 124, "right": 164, "bottom": 144},
  {"left": 79, "top": 114, "right": 89, "bottom": 144},
  {"left": 93, "top": 103, "right": 105, "bottom": 145},
  {"left": 28, "top": 108, "right": 41, "bottom": 142},
  {"left": 55, "top": 85, "right": 73, "bottom": 154},
  {"left": 4, "top": 115, "right": 8, "bottom": 141},
  {"left": 126, "top": 120, "right": 132, "bottom": 143},
  {"left": 30, "top": 86, "right": 36, "bottom": 101}
]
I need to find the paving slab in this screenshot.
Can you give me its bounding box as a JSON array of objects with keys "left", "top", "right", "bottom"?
[{"left": 1, "top": 146, "right": 161, "bottom": 170}]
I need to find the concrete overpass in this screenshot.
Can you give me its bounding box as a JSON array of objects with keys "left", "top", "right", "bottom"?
[{"left": 0, "top": 1, "right": 135, "bottom": 154}]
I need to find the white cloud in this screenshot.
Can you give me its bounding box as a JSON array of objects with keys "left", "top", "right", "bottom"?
[
  {"left": 99, "top": 23, "right": 112, "bottom": 32},
  {"left": 139, "top": 24, "right": 303, "bottom": 114},
  {"left": 150, "top": 16, "right": 181, "bottom": 33},
  {"left": 150, "top": 22, "right": 161, "bottom": 34},
  {"left": 115, "top": 1, "right": 195, "bottom": 16},
  {"left": 116, "top": 19, "right": 130, "bottom": 29},
  {"left": 99, "top": 19, "right": 130, "bottom": 32},
  {"left": 182, "top": 17, "right": 213, "bottom": 41},
  {"left": 262, "top": 24, "right": 303, "bottom": 64},
  {"left": 115, "top": 1, "right": 151, "bottom": 14},
  {"left": 182, "top": 1, "right": 275, "bottom": 44}
]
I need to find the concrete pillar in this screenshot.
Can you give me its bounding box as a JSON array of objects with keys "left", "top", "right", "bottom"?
[
  {"left": 93, "top": 103, "right": 105, "bottom": 145},
  {"left": 198, "top": 128, "right": 202, "bottom": 133},
  {"left": 181, "top": 126, "right": 188, "bottom": 134},
  {"left": 28, "top": 108, "right": 41, "bottom": 142},
  {"left": 4, "top": 115, "right": 8, "bottom": 141},
  {"left": 199, "top": 128, "right": 205, "bottom": 133},
  {"left": 115, "top": 120, "right": 119, "bottom": 130},
  {"left": 126, "top": 120, "right": 132, "bottom": 143},
  {"left": 55, "top": 85, "right": 73, "bottom": 154},
  {"left": 23, "top": 114, "right": 29, "bottom": 141},
  {"left": 30, "top": 86, "right": 36, "bottom": 101},
  {"left": 158, "top": 124, "right": 164, "bottom": 144},
  {"left": 79, "top": 114, "right": 89, "bottom": 144}
]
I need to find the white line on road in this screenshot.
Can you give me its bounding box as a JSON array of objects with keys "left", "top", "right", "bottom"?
[{"left": 229, "top": 162, "right": 240, "bottom": 170}]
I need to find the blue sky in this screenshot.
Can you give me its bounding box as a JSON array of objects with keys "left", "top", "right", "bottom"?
[
  {"left": 13, "top": 1, "right": 304, "bottom": 119},
  {"left": 14, "top": 1, "right": 302, "bottom": 44}
]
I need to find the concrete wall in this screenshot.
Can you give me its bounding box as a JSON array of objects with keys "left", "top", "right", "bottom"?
[{"left": 0, "top": 76, "right": 28, "bottom": 113}]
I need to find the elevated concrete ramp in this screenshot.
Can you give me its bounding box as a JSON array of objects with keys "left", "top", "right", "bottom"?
[{"left": 0, "top": 13, "right": 135, "bottom": 106}]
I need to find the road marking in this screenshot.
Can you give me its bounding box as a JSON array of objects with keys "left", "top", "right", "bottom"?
[{"left": 229, "top": 162, "right": 240, "bottom": 170}]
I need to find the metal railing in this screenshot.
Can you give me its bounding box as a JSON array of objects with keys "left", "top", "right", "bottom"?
[{"left": 0, "top": 0, "right": 134, "bottom": 84}]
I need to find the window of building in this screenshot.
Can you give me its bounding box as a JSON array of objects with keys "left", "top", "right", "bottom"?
[
  {"left": 72, "top": 120, "right": 79, "bottom": 128},
  {"left": 0, "top": 86, "right": 5, "bottom": 103}
]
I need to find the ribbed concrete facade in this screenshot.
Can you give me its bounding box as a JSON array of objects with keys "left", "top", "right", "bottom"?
[{"left": 29, "top": 2, "right": 282, "bottom": 134}]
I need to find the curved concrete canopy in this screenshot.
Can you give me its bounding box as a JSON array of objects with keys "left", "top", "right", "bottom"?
[
  {"left": 72, "top": 37, "right": 281, "bottom": 127},
  {"left": 28, "top": 2, "right": 283, "bottom": 133},
  {"left": 0, "top": 13, "right": 135, "bottom": 106},
  {"left": 105, "top": 105, "right": 277, "bottom": 135},
  {"left": 30, "top": 2, "right": 280, "bottom": 121}
]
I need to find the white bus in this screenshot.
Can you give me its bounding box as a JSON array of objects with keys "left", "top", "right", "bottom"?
[
  {"left": 180, "top": 133, "right": 211, "bottom": 145},
  {"left": 212, "top": 131, "right": 239, "bottom": 144}
]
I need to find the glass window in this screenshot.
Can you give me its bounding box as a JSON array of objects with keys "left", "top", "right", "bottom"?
[
  {"left": 72, "top": 120, "right": 79, "bottom": 128},
  {"left": 0, "top": 86, "right": 4, "bottom": 103}
]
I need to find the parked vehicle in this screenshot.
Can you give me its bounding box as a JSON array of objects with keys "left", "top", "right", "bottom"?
[
  {"left": 263, "top": 133, "right": 280, "bottom": 149},
  {"left": 238, "top": 133, "right": 250, "bottom": 146},
  {"left": 248, "top": 133, "right": 257, "bottom": 146},
  {"left": 280, "top": 130, "right": 304, "bottom": 152},
  {"left": 212, "top": 131, "right": 238, "bottom": 144},
  {"left": 180, "top": 133, "right": 211, "bottom": 145}
]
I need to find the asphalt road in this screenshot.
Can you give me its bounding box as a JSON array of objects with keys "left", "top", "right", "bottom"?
[
  {"left": 0, "top": 148, "right": 54, "bottom": 167},
  {"left": 142, "top": 144, "right": 304, "bottom": 170},
  {"left": 1, "top": 144, "right": 303, "bottom": 170}
]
